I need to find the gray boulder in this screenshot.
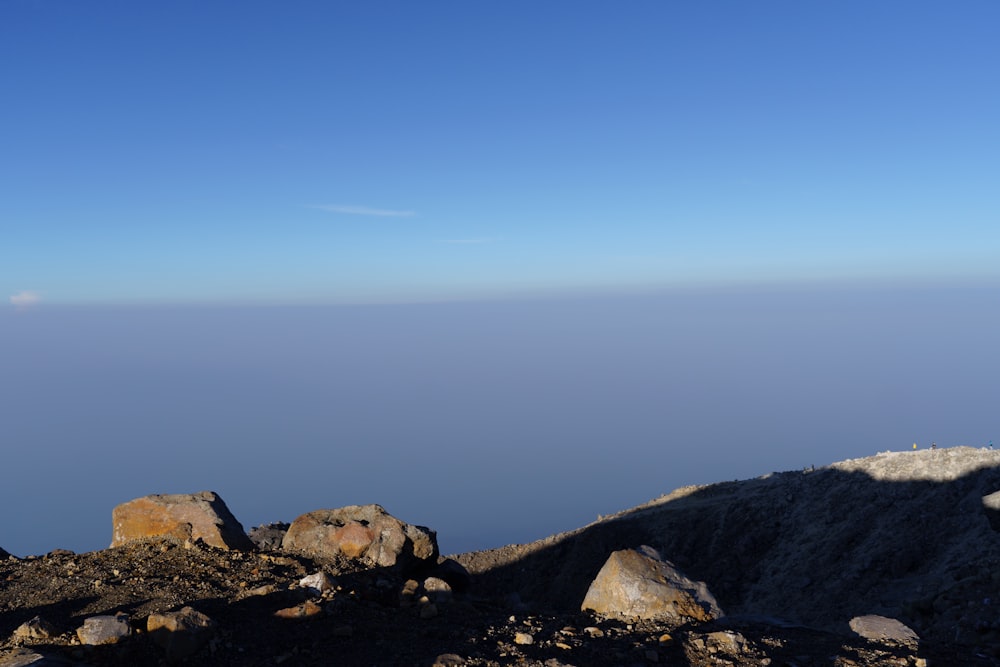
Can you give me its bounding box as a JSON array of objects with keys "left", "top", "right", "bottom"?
[
  {"left": 282, "top": 504, "right": 437, "bottom": 569},
  {"left": 581, "top": 546, "right": 723, "bottom": 622},
  {"left": 248, "top": 522, "right": 289, "bottom": 550},
  {"left": 76, "top": 613, "right": 131, "bottom": 645}
]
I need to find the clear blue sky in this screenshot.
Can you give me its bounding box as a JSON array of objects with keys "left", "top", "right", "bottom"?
[{"left": 4, "top": 0, "right": 999, "bottom": 305}]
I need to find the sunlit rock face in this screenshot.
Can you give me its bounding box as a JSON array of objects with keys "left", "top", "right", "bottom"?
[
  {"left": 282, "top": 504, "right": 438, "bottom": 569},
  {"left": 110, "top": 491, "right": 253, "bottom": 551}
]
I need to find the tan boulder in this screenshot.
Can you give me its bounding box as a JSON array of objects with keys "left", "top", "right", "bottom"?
[
  {"left": 581, "top": 546, "right": 723, "bottom": 622},
  {"left": 282, "top": 504, "right": 437, "bottom": 569},
  {"left": 110, "top": 491, "right": 253, "bottom": 551},
  {"left": 849, "top": 615, "right": 919, "bottom": 647},
  {"left": 147, "top": 607, "right": 215, "bottom": 661}
]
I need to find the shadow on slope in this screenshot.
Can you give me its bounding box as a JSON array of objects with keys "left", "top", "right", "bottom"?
[{"left": 454, "top": 447, "right": 1000, "bottom": 652}]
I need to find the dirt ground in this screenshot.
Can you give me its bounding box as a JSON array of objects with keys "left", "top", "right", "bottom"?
[{"left": 0, "top": 539, "right": 994, "bottom": 666}]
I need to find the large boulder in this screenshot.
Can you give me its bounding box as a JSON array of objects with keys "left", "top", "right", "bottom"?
[
  {"left": 111, "top": 491, "right": 253, "bottom": 551},
  {"left": 581, "top": 546, "right": 723, "bottom": 623},
  {"left": 282, "top": 504, "right": 437, "bottom": 569}
]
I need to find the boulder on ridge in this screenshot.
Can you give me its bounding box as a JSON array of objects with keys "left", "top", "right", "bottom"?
[
  {"left": 110, "top": 491, "right": 253, "bottom": 551},
  {"left": 282, "top": 504, "right": 437, "bottom": 569}
]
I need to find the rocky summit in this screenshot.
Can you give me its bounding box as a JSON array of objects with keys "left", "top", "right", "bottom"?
[{"left": 3, "top": 446, "right": 1000, "bottom": 666}]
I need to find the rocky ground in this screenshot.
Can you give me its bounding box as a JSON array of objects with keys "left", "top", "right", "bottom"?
[{"left": 3, "top": 446, "right": 1000, "bottom": 666}]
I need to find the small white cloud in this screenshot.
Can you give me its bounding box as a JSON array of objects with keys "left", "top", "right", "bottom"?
[
  {"left": 311, "top": 204, "right": 416, "bottom": 217},
  {"left": 10, "top": 290, "right": 41, "bottom": 307}
]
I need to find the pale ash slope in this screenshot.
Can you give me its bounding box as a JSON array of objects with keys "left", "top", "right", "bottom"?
[{"left": 455, "top": 446, "right": 1000, "bottom": 650}]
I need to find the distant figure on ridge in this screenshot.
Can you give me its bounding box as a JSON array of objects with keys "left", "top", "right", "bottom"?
[{"left": 913, "top": 442, "right": 917, "bottom": 450}]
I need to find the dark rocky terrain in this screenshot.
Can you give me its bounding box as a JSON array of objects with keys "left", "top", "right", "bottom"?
[{"left": 4, "top": 446, "right": 1000, "bottom": 666}]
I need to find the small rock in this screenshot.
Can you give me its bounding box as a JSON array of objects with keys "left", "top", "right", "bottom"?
[
  {"left": 299, "top": 571, "right": 336, "bottom": 595},
  {"left": 705, "top": 630, "right": 747, "bottom": 654},
  {"left": 242, "top": 584, "right": 278, "bottom": 598},
  {"left": 849, "top": 615, "right": 919, "bottom": 647},
  {"left": 400, "top": 579, "right": 420, "bottom": 607},
  {"left": 273, "top": 601, "right": 323, "bottom": 619},
  {"left": 0, "top": 648, "right": 76, "bottom": 666},
  {"left": 76, "top": 613, "right": 131, "bottom": 645},
  {"left": 428, "top": 558, "right": 472, "bottom": 593},
  {"left": 514, "top": 632, "right": 534, "bottom": 645},
  {"left": 432, "top": 655, "right": 465, "bottom": 667},
  {"left": 423, "top": 577, "right": 453, "bottom": 603},
  {"left": 147, "top": 607, "right": 215, "bottom": 661},
  {"left": 45, "top": 549, "right": 74, "bottom": 558},
  {"left": 248, "top": 522, "right": 289, "bottom": 550},
  {"left": 13, "top": 616, "right": 56, "bottom": 640},
  {"left": 583, "top": 626, "right": 604, "bottom": 638}
]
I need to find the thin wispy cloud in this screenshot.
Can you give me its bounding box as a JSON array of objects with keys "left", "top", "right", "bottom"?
[
  {"left": 310, "top": 205, "right": 416, "bottom": 218},
  {"left": 439, "top": 238, "right": 498, "bottom": 245},
  {"left": 9, "top": 291, "right": 41, "bottom": 308}
]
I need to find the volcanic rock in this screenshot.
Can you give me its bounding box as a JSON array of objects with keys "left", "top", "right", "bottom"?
[
  {"left": 299, "top": 571, "right": 336, "bottom": 595},
  {"left": 849, "top": 614, "right": 919, "bottom": 647},
  {"left": 146, "top": 606, "right": 215, "bottom": 661},
  {"left": 12, "top": 617, "right": 55, "bottom": 640},
  {"left": 110, "top": 491, "right": 253, "bottom": 551},
  {"left": 249, "top": 522, "right": 289, "bottom": 550},
  {"left": 0, "top": 649, "right": 76, "bottom": 666},
  {"left": 981, "top": 490, "right": 1000, "bottom": 531},
  {"left": 581, "top": 546, "right": 722, "bottom": 622},
  {"left": 76, "top": 613, "right": 131, "bottom": 645},
  {"left": 281, "top": 504, "right": 437, "bottom": 569}
]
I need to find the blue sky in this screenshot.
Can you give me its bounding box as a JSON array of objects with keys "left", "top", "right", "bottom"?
[
  {"left": 2, "top": 2, "right": 1000, "bottom": 556},
  {"left": 4, "top": 1, "right": 999, "bottom": 305}
]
